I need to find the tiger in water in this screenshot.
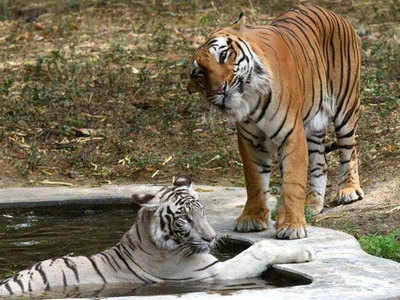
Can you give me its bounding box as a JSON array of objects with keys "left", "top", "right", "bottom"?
[
  {"left": 188, "top": 4, "right": 364, "bottom": 239},
  {"left": 0, "top": 176, "right": 314, "bottom": 297}
]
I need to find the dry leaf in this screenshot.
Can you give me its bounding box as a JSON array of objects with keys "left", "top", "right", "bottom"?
[{"left": 40, "top": 180, "right": 74, "bottom": 186}]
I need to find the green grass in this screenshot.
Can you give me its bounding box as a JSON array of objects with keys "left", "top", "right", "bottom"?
[{"left": 359, "top": 231, "right": 400, "bottom": 262}]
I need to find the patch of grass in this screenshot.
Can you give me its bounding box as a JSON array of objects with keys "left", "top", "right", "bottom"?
[
  {"left": 359, "top": 231, "right": 400, "bottom": 262},
  {"left": 305, "top": 206, "right": 316, "bottom": 225}
]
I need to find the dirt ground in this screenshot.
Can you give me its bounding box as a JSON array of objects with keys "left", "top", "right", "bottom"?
[{"left": 319, "top": 176, "right": 400, "bottom": 236}]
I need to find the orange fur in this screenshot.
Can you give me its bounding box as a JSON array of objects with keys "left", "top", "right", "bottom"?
[{"left": 188, "top": 4, "right": 363, "bottom": 239}]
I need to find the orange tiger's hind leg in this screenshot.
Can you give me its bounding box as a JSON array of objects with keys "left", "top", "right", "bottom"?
[
  {"left": 335, "top": 113, "right": 364, "bottom": 204},
  {"left": 305, "top": 128, "right": 328, "bottom": 216},
  {"left": 235, "top": 129, "right": 272, "bottom": 232}
]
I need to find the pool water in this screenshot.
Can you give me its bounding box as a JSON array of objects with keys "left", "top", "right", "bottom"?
[{"left": 0, "top": 205, "right": 311, "bottom": 298}]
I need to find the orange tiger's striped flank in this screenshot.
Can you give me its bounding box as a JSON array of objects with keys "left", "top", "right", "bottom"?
[{"left": 188, "top": 4, "right": 364, "bottom": 239}]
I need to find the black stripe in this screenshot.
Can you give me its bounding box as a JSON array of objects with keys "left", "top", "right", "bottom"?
[
  {"left": 4, "top": 282, "right": 13, "bottom": 295},
  {"left": 119, "top": 243, "right": 134, "bottom": 260},
  {"left": 234, "top": 41, "right": 249, "bottom": 65},
  {"left": 335, "top": 108, "right": 354, "bottom": 133},
  {"left": 238, "top": 131, "right": 258, "bottom": 148},
  {"left": 310, "top": 167, "right": 321, "bottom": 174},
  {"left": 158, "top": 276, "right": 194, "bottom": 281},
  {"left": 194, "top": 260, "right": 219, "bottom": 272},
  {"left": 337, "top": 128, "right": 355, "bottom": 139},
  {"left": 62, "top": 270, "right": 67, "bottom": 287},
  {"left": 158, "top": 212, "right": 166, "bottom": 232},
  {"left": 238, "top": 38, "right": 254, "bottom": 59},
  {"left": 207, "top": 39, "right": 218, "bottom": 47},
  {"left": 113, "top": 248, "right": 148, "bottom": 283},
  {"left": 335, "top": 144, "right": 355, "bottom": 150},
  {"left": 164, "top": 210, "right": 175, "bottom": 235},
  {"left": 325, "top": 142, "right": 338, "bottom": 153},
  {"left": 256, "top": 92, "right": 272, "bottom": 123},
  {"left": 313, "top": 131, "right": 326, "bottom": 139},
  {"left": 336, "top": 24, "right": 353, "bottom": 119},
  {"left": 126, "top": 234, "right": 137, "bottom": 252},
  {"left": 99, "top": 252, "right": 118, "bottom": 272},
  {"left": 63, "top": 258, "right": 80, "bottom": 283},
  {"left": 334, "top": 16, "right": 345, "bottom": 116},
  {"left": 118, "top": 245, "right": 155, "bottom": 283},
  {"left": 28, "top": 278, "right": 32, "bottom": 292},
  {"left": 270, "top": 104, "right": 290, "bottom": 140},
  {"left": 238, "top": 125, "right": 259, "bottom": 141},
  {"left": 249, "top": 95, "right": 261, "bottom": 116},
  {"left": 110, "top": 253, "right": 122, "bottom": 270},
  {"left": 159, "top": 187, "right": 172, "bottom": 199},
  {"left": 309, "top": 149, "right": 325, "bottom": 155},
  {"left": 87, "top": 256, "right": 107, "bottom": 283},
  {"left": 136, "top": 224, "right": 143, "bottom": 244},
  {"left": 311, "top": 172, "right": 325, "bottom": 178},
  {"left": 307, "top": 137, "right": 322, "bottom": 144},
  {"left": 49, "top": 258, "right": 57, "bottom": 267},
  {"left": 277, "top": 110, "right": 299, "bottom": 153},
  {"left": 34, "top": 262, "right": 48, "bottom": 287},
  {"left": 14, "top": 276, "right": 24, "bottom": 293}
]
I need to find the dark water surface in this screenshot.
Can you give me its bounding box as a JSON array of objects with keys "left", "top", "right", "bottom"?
[{"left": 0, "top": 204, "right": 311, "bottom": 298}]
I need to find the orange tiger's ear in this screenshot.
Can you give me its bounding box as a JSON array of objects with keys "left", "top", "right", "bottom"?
[{"left": 231, "top": 12, "right": 246, "bottom": 34}]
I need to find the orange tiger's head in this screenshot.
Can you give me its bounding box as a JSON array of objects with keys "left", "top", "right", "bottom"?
[{"left": 187, "top": 14, "right": 269, "bottom": 122}]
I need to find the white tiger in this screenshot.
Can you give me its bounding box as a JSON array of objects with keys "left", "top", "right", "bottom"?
[{"left": 0, "top": 176, "right": 314, "bottom": 297}]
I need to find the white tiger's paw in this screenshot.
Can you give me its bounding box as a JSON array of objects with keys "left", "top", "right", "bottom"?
[
  {"left": 337, "top": 185, "right": 364, "bottom": 204},
  {"left": 296, "top": 246, "right": 316, "bottom": 263}
]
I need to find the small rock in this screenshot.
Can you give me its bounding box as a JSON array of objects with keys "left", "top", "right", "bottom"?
[{"left": 68, "top": 170, "right": 80, "bottom": 179}]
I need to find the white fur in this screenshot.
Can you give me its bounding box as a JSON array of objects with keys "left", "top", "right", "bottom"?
[
  {"left": 0, "top": 183, "right": 315, "bottom": 297},
  {"left": 306, "top": 96, "right": 336, "bottom": 133}
]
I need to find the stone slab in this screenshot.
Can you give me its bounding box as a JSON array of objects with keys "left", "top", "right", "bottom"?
[{"left": 0, "top": 184, "right": 399, "bottom": 300}]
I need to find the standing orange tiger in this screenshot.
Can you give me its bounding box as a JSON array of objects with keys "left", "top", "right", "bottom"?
[{"left": 187, "top": 4, "right": 363, "bottom": 239}]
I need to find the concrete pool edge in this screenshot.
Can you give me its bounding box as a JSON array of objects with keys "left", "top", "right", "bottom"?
[{"left": 1, "top": 184, "right": 400, "bottom": 300}]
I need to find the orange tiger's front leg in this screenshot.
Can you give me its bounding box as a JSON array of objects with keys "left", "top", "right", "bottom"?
[
  {"left": 275, "top": 121, "right": 308, "bottom": 239},
  {"left": 235, "top": 128, "right": 272, "bottom": 232}
]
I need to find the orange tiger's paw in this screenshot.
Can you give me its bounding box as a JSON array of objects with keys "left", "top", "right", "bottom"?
[
  {"left": 276, "top": 223, "right": 308, "bottom": 240},
  {"left": 235, "top": 213, "right": 270, "bottom": 232},
  {"left": 337, "top": 185, "right": 364, "bottom": 204}
]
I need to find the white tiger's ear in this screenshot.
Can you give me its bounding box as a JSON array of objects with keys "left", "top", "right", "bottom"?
[
  {"left": 231, "top": 12, "right": 246, "bottom": 34},
  {"left": 174, "top": 175, "right": 192, "bottom": 187},
  {"left": 131, "top": 193, "right": 159, "bottom": 209}
]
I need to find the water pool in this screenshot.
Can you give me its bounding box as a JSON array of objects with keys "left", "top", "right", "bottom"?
[{"left": 0, "top": 204, "right": 311, "bottom": 298}]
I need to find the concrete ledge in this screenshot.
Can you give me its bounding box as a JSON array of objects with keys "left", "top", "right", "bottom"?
[{"left": 1, "top": 184, "right": 400, "bottom": 300}]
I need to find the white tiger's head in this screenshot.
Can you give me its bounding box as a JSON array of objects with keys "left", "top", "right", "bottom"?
[
  {"left": 132, "top": 176, "right": 216, "bottom": 256},
  {"left": 187, "top": 14, "right": 270, "bottom": 122}
]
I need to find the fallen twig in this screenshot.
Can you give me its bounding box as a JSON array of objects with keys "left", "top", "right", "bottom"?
[
  {"left": 40, "top": 180, "right": 74, "bottom": 187},
  {"left": 315, "top": 213, "right": 347, "bottom": 223}
]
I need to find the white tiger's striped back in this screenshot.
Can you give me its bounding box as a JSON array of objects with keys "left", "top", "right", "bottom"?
[{"left": 0, "top": 176, "right": 315, "bottom": 297}]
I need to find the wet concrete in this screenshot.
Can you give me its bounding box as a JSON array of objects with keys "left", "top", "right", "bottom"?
[{"left": 1, "top": 184, "right": 399, "bottom": 300}]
